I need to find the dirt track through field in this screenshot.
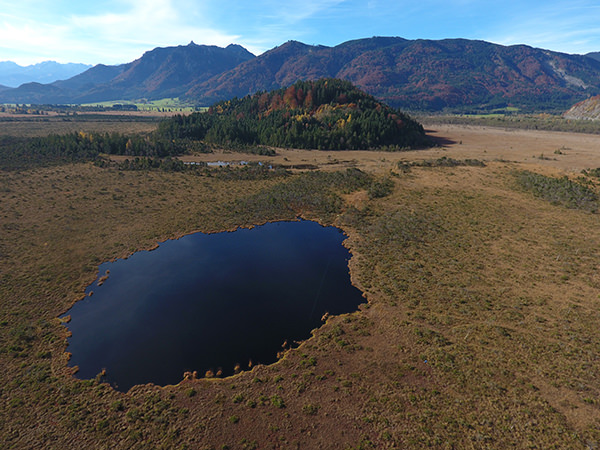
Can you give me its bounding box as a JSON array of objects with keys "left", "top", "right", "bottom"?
[{"left": 421, "top": 124, "right": 600, "bottom": 173}]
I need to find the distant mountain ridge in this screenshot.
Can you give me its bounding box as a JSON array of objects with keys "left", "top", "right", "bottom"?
[
  {"left": 0, "top": 61, "right": 91, "bottom": 87},
  {"left": 587, "top": 52, "right": 600, "bottom": 63},
  {"left": 1, "top": 38, "right": 600, "bottom": 112},
  {"left": 187, "top": 38, "right": 600, "bottom": 112},
  {"left": 72, "top": 42, "right": 255, "bottom": 103},
  {"left": 0, "top": 42, "right": 255, "bottom": 104}
]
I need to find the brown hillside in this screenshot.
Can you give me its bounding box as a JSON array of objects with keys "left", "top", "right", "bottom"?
[
  {"left": 2, "top": 37, "right": 600, "bottom": 112},
  {"left": 564, "top": 94, "right": 600, "bottom": 120},
  {"left": 187, "top": 38, "right": 600, "bottom": 112}
]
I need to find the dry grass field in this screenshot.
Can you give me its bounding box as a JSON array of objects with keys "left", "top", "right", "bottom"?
[
  {"left": 0, "top": 113, "right": 162, "bottom": 137},
  {"left": 174, "top": 123, "right": 600, "bottom": 176},
  {"left": 2, "top": 118, "right": 600, "bottom": 449}
]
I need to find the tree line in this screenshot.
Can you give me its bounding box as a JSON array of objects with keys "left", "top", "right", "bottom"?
[
  {"left": 0, "top": 79, "right": 430, "bottom": 171},
  {"left": 0, "top": 132, "right": 192, "bottom": 170}
]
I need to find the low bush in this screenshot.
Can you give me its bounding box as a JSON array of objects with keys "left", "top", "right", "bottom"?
[{"left": 515, "top": 170, "right": 598, "bottom": 212}]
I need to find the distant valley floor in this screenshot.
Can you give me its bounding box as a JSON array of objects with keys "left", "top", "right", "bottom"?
[{"left": 168, "top": 124, "right": 600, "bottom": 175}]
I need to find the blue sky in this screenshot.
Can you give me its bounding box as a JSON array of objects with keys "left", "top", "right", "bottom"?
[{"left": 1, "top": 0, "right": 599, "bottom": 65}]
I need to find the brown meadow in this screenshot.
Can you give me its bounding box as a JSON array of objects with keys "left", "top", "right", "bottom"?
[{"left": 2, "top": 116, "right": 600, "bottom": 449}]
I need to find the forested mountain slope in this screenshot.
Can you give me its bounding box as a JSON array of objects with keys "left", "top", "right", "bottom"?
[{"left": 1, "top": 37, "right": 599, "bottom": 112}]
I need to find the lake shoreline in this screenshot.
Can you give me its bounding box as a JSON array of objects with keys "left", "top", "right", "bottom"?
[{"left": 61, "top": 217, "right": 367, "bottom": 392}]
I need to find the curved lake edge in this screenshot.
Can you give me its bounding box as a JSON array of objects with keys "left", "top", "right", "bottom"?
[{"left": 59, "top": 215, "right": 369, "bottom": 393}]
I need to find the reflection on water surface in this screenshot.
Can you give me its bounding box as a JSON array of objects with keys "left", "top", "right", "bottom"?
[{"left": 63, "top": 220, "right": 364, "bottom": 391}]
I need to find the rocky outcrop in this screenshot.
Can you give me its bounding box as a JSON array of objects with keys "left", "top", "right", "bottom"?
[{"left": 564, "top": 95, "right": 600, "bottom": 120}]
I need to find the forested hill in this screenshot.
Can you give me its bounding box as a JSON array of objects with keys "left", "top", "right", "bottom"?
[
  {"left": 157, "top": 79, "right": 428, "bottom": 150},
  {"left": 0, "top": 80, "right": 427, "bottom": 170}
]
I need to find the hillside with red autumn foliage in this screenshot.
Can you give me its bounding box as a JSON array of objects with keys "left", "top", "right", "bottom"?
[
  {"left": 1, "top": 37, "right": 599, "bottom": 112},
  {"left": 187, "top": 38, "right": 600, "bottom": 112}
]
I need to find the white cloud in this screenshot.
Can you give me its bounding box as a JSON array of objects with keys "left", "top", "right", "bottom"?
[
  {"left": 261, "top": 0, "right": 347, "bottom": 23},
  {"left": 0, "top": 0, "right": 241, "bottom": 64},
  {"left": 66, "top": 0, "right": 241, "bottom": 62},
  {"left": 1, "top": 0, "right": 599, "bottom": 65},
  {"left": 229, "top": 0, "right": 351, "bottom": 53},
  {"left": 484, "top": 0, "right": 600, "bottom": 54}
]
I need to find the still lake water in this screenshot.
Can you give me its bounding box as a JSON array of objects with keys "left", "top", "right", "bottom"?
[{"left": 63, "top": 220, "right": 365, "bottom": 391}]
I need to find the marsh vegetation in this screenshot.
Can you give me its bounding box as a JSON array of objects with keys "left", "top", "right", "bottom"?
[{"left": 3, "top": 112, "right": 600, "bottom": 448}]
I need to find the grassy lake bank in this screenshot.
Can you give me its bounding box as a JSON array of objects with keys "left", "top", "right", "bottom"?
[{"left": 3, "top": 120, "right": 600, "bottom": 448}]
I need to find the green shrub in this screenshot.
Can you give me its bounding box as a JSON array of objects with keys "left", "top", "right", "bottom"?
[
  {"left": 270, "top": 394, "right": 285, "bottom": 408},
  {"left": 302, "top": 403, "right": 320, "bottom": 415},
  {"left": 515, "top": 170, "right": 598, "bottom": 212},
  {"left": 368, "top": 178, "right": 394, "bottom": 199}
]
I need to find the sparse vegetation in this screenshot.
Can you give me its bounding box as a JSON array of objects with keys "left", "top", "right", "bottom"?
[
  {"left": 422, "top": 113, "right": 600, "bottom": 134},
  {"left": 582, "top": 167, "right": 600, "bottom": 178},
  {"left": 2, "top": 114, "right": 600, "bottom": 449},
  {"left": 302, "top": 403, "right": 319, "bottom": 415},
  {"left": 229, "top": 168, "right": 374, "bottom": 223},
  {"left": 367, "top": 177, "right": 394, "bottom": 199},
  {"left": 410, "top": 156, "right": 486, "bottom": 168}
]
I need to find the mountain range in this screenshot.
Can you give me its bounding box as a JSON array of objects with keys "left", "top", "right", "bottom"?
[
  {"left": 0, "top": 61, "right": 91, "bottom": 88},
  {"left": 1, "top": 37, "right": 600, "bottom": 112}
]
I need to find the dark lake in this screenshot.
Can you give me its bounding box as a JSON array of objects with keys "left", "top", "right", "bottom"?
[{"left": 62, "top": 219, "right": 365, "bottom": 391}]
